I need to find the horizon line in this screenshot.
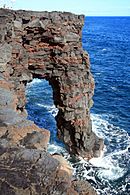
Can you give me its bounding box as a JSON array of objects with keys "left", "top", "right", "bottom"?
[{"left": 0, "top": 8, "right": 130, "bottom": 17}]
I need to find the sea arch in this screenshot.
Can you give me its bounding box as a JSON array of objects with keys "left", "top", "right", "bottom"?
[{"left": 0, "top": 9, "right": 103, "bottom": 158}]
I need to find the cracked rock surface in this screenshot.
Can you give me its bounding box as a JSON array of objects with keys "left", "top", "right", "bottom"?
[{"left": 0, "top": 130, "right": 97, "bottom": 195}]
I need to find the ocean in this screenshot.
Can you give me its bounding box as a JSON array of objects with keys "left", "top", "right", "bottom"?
[{"left": 26, "top": 17, "right": 130, "bottom": 195}]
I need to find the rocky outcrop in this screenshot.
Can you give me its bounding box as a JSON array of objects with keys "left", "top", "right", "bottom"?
[
  {"left": 0, "top": 8, "right": 103, "bottom": 194},
  {"left": 0, "top": 142, "right": 96, "bottom": 195}
]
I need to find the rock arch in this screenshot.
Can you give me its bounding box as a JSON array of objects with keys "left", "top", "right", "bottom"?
[{"left": 0, "top": 8, "right": 103, "bottom": 158}]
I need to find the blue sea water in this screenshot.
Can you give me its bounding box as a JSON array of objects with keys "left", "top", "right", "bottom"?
[
  {"left": 83, "top": 17, "right": 130, "bottom": 134},
  {"left": 26, "top": 17, "right": 130, "bottom": 195}
]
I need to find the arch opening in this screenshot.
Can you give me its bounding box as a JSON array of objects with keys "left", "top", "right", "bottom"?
[{"left": 25, "top": 78, "right": 63, "bottom": 147}]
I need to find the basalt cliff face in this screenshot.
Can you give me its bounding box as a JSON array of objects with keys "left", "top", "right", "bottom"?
[{"left": 0, "top": 8, "right": 103, "bottom": 194}]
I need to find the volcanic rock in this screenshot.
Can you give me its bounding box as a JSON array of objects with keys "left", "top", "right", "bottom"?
[{"left": 0, "top": 8, "right": 102, "bottom": 194}]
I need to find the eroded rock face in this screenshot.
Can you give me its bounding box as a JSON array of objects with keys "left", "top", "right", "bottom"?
[
  {"left": 0, "top": 8, "right": 103, "bottom": 158},
  {"left": 0, "top": 8, "right": 102, "bottom": 194}
]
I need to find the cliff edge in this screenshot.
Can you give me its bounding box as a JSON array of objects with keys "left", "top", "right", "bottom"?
[{"left": 0, "top": 8, "right": 103, "bottom": 194}]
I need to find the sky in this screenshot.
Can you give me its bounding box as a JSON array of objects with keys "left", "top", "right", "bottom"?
[{"left": 0, "top": 0, "right": 130, "bottom": 16}]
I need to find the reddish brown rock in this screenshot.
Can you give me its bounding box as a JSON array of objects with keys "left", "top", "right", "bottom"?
[
  {"left": 0, "top": 8, "right": 103, "bottom": 158},
  {"left": 0, "top": 146, "right": 72, "bottom": 195},
  {"left": 0, "top": 121, "right": 50, "bottom": 150},
  {"left": 72, "top": 180, "right": 97, "bottom": 195},
  {"left": 0, "top": 8, "right": 101, "bottom": 194},
  {"left": 52, "top": 154, "right": 73, "bottom": 177}
]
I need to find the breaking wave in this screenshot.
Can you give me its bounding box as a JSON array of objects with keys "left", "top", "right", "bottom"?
[
  {"left": 49, "top": 113, "right": 130, "bottom": 195},
  {"left": 26, "top": 78, "right": 130, "bottom": 194}
]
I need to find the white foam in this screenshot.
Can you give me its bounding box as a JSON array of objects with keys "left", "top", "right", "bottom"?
[
  {"left": 91, "top": 113, "right": 130, "bottom": 148},
  {"left": 47, "top": 143, "right": 68, "bottom": 156},
  {"left": 95, "top": 72, "right": 101, "bottom": 75},
  {"left": 89, "top": 113, "right": 130, "bottom": 181},
  {"left": 91, "top": 113, "right": 105, "bottom": 138},
  {"left": 97, "top": 163, "right": 126, "bottom": 181},
  {"left": 48, "top": 144, "right": 63, "bottom": 154},
  {"left": 37, "top": 103, "right": 58, "bottom": 117},
  {"left": 26, "top": 78, "right": 42, "bottom": 90},
  {"left": 81, "top": 148, "right": 127, "bottom": 182},
  {"left": 111, "top": 146, "right": 129, "bottom": 156},
  {"left": 27, "top": 78, "right": 42, "bottom": 85}
]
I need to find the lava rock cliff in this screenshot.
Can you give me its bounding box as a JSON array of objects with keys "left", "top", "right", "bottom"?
[{"left": 0, "top": 8, "right": 103, "bottom": 194}]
